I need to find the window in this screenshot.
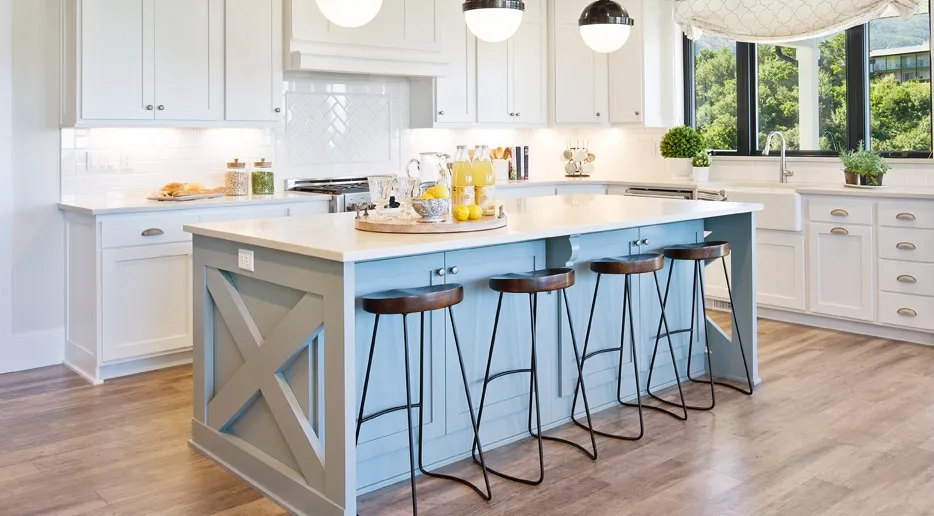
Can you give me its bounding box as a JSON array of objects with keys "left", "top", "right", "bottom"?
[
  {"left": 693, "top": 35, "right": 738, "bottom": 150},
  {"left": 756, "top": 35, "right": 847, "bottom": 152},
  {"left": 868, "top": 4, "right": 932, "bottom": 152},
  {"left": 684, "top": 1, "right": 934, "bottom": 157}
]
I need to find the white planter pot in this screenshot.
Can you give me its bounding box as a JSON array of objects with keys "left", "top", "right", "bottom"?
[
  {"left": 666, "top": 158, "right": 693, "bottom": 180},
  {"left": 693, "top": 167, "right": 710, "bottom": 182}
]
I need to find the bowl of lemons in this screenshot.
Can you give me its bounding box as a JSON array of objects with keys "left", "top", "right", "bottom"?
[{"left": 412, "top": 183, "right": 451, "bottom": 222}]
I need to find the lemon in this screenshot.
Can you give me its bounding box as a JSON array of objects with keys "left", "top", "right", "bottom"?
[
  {"left": 420, "top": 191, "right": 435, "bottom": 200},
  {"left": 468, "top": 204, "right": 483, "bottom": 220},
  {"left": 430, "top": 184, "right": 450, "bottom": 199},
  {"left": 452, "top": 205, "right": 470, "bottom": 221}
]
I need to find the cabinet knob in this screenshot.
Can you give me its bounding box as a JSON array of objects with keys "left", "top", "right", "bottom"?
[
  {"left": 897, "top": 308, "right": 918, "bottom": 317},
  {"left": 436, "top": 268, "right": 446, "bottom": 277},
  {"left": 449, "top": 266, "right": 459, "bottom": 275},
  {"left": 438, "top": 110, "right": 445, "bottom": 116},
  {"left": 509, "top": 112, "right": 515, "bottom": 117},
  {"left": 141, "top": 228, "right": 164, "bottom": 237},
  {"left": 275, "top": 107, "right": 281, "bottom": 113},
  {"left": 157, "top": 105, "right": 165, "bottom": 111},
  {"left": 641, "top": 238, "right": 650, "bottom": 246},
  {"left": 830, "top": 227, "right": 849, "bottom": 235},
  {"left": 896, "top": 212, "right": 917, "bottom": 221},
  {"left": 830, "top": 209, "right": 848, "bottom": 217},
  {"left": 634, "top": 110, "right": 640, "bottom": 116},
  {"left": 146, "top": 105, "right": 154, "bottom": 111},
  {"left": 596, "top": 112, "right": 601, "bottom": 117},
  {"left": 897, "top": 274, "right": 918, "bottom": 283},
  {"left": 897, "top": 242, "right": 917, "bottom": 250},
  {"left": 515, "top": 112, "right": 520, "bottom": 117}
]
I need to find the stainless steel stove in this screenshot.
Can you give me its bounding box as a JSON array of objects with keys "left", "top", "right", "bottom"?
[{"left": 286, "top": 177, "right": 375, "bottom": 213}]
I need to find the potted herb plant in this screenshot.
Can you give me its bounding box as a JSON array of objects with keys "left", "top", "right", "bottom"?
[
  {"left": 692, "top": 152, "right": 711, "bottom": 182},
  {"left": 840, "top": 147, "right": 889, "bottom": 186},
  {"left": 660, "top": 126, "right": 706, "bottom": 179}
]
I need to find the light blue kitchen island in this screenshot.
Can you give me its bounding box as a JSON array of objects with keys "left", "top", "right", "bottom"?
[{"left": 183, "top": 194, "right": 761, "bottom": 516}]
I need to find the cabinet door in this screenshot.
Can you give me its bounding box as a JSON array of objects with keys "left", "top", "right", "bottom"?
[
  {"left": 443, "top": 243, "right": 550, "bottom": 441},
  {"left": 509, "top": 19, "right": 546, "bottom": 125},
  {"left": 476, "top": 39, "right": 512, "bottom": 124},
  {"left": 225, "top": 0, "right": 283, "bottom": 122},
  {"left": 808, "top": 222, "right": 874, "bottom": 321},
  {"left": 553, "top": 23, "right": 606, "bottom": 124},
  {"left": 607, "top": 0, "right": 644, "bottom": 124},
  {"left": 101, "top": 243, "right": 192, "bottom": 362},
  {"left": 756, "top": 231, "right": 806, "bottom": 310},
  {"left": 434, "top": 0, "right": 476, "bottom": 124},
  {"left": 353, "top": 254, "right": 447, "bottom": 476},
  {"left": 80, "top": 0, "right": 154, "bottom": 120},
  {"left": 152, "top": 0, "right": 223, "bottom": 121}
]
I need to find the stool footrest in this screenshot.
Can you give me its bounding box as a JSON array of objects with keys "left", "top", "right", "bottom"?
[
  {"left": 486, "top": 368, "right": 532, "bottom": 383},
  {"left": 582, "top": 346, "right": 621, "bottom": 361},
  {"left": 360, "top": 402, "right": 421, "bottom": 425}
]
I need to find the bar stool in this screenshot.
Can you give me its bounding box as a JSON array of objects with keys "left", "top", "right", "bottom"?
[
  {"left": 647, "top": 241, "right": 754, "bottom": 412},
  {"left": 471, "top": 268, "right": 597, "bottom": 486},
  {"left": 357, "top": 284, "right": 491, "bottom": 515},
  {"left": 570, "top": 253, "right": 688, "bottom": 439}
]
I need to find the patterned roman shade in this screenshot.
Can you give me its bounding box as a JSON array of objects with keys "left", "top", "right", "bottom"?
[{"left": 676, "top": 0, "right": 924, "bottom": 42}]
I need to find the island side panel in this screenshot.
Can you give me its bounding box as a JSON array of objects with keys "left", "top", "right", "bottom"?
[
  {"left": 705, "top": 211, "right": 760, "bottom": 385},
  {"left": 189, "top": 234, "right": 354, "bottom": 516}
]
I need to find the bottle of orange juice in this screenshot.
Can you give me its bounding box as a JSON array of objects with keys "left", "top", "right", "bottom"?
[
  {"left": 452, "top": 145, "right": 475, "bottom": 208},
  {"left": 473, "top": 145, "right": 496, "bottom": 216}
]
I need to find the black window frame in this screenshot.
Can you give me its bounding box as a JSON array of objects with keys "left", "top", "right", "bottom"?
[{"left": 684, "top": 22, "right": 934, "bottom": 159}]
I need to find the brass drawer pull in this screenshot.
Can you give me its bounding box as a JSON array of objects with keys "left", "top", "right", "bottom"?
[
  {"left": 896, "top": 212, "right": 917, "bottom": 221},
  {"left": 897, "top": 275, "right": 918, "bottom": 283},
  {"left": 896, "top": 242, "right": 917, "bottom": 251},
  {"left": 830, "top": 227, "right": 849, "bottom": 235},
  {"left": 897, "top": 308, "right": 918, "bottom": 317},
  {"left": 830, "top": 209, "right": 848, "bottom": 217},
  {"left": 141, "top": 228, "right": 165, "bottom": 237}
]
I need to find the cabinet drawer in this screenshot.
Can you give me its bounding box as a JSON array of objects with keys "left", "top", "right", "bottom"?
[
  {"left": 879, "top": 259, "right": 934, "bottom": 295},
  {"left": 878, "top": 201, "right": 934, "bottom": 229},
  {"left": 101, "top": 213, "right": 198, "bottom": 248},
  {"left": 878, "top": 227, "right": 934, "bottom": 263},
  {"left": 878, "top": 291, "right": 934, "bottom": 332},
  {"left": 808, "top": 198, "right": 873, "bottom": 225}
]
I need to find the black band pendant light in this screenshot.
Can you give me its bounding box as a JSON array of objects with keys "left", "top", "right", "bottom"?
[
  {"left": 579, "top": 0, "right": 635, "bottom": 53},
  {"left": 462, "top": 0, "right": 526, "bottom": 43}
]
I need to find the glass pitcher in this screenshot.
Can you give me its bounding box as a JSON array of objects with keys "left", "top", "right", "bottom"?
[{"left": 406, "top": 152, "right": 451, "bottom": 192}]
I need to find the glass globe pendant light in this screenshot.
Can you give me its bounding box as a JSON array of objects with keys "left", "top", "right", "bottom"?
[
  {"left": 579, "top": 0, "right": 635, "bottom": 53},
  {"left": 462, "top": 0, "right": 525, "bottom": 43},
  {"left": 316, "top": 0, "right": 383, "bottom": 28}
]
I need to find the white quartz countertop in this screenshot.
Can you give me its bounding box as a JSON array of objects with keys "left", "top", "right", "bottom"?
[
  {"left": 793, "top": 184, "right": 934, "bottom": 199},
  {"left": 184, "top": 195, "right": 762, "bottom": 263},
  {"left": 498, "top": 177, "right": 702, "bottom": 189},
  {"left": 58, "top": 191, "right": 331, "bottom": 216}
]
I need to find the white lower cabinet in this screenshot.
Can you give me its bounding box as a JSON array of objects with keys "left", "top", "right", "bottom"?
[
  {"left": 808, "top": 222, "right": 874, "bottom": 321},
  {"left": 756, "top": 231, "right": 806, "bottom": 310},
  {"left": 102, "top": 243, "right": 192, "bottom": 362}
]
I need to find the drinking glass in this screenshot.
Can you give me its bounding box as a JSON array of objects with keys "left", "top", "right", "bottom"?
[
  {"left": 394, "top": 176, "right": 420, "bottom": 219},
  {"left": 367, "top": 176, "right": 394, "bottom": 219}
]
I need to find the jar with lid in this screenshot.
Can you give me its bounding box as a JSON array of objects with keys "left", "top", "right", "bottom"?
[
  {"left": 251, "top": 158, "right": 275, "bottom": 195},
  {"left": 225, "top": 159, "right": 250, "bottom": 196}
]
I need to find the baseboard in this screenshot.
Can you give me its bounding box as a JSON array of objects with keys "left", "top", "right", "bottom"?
[
  {"left": 0, "top": 327, "right": 65, "bottom": 374},
  {"left": 98, "top": 350, "right": 192, "bottom": 381},
  {"left": 758, "top": 307, "right": 934, "bottom": 346}
]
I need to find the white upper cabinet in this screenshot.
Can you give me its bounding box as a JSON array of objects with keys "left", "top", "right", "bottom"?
[
  {"left": 64, "top": 0, "right": 280, "bottom": 126},
  {"left": 477, "top": 0, "right": 546, "bottom": 125},
  {"left": 286, "top": 0, "right": 449, "bottom": 76},
  {"left": 551, "top": 0, "right": 608, "bottom": 124},
  {"left": 225, "top": 0, "right": 284, "bottom": 122}
]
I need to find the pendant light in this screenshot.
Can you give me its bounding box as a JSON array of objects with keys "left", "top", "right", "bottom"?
[
  {"left": 463, "top": 0, "right": 525, "bottom": 43},
  {"left": 579, "top": 0, "right": 635, "bottom": 53},
  {"left": 316, "top": 0, "right": 383, "bottom": 28}
]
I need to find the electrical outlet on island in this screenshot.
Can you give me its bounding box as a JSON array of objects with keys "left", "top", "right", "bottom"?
[{"left": 238, "top": 249, "right": 254, "bottom": 272}]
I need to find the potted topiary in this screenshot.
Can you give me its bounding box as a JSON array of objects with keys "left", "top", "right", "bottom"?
[
  {"left": 692, "top": 152, "right": 711, "bottom": 182},
  {"left": 840, "top": 147, "right": 889, "bottom": 186},
  {"left": 660, "top": 126, "right": 706, "bottom": 179}
]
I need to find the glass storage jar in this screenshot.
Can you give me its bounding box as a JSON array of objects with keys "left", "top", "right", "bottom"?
[
  {"left": 225, "top": 159, "right": 250, "bottom": 196},
  {"left": 251, "top": 158, "right": 275, "bottom": 195}
]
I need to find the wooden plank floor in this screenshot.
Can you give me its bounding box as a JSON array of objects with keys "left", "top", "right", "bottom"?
[{"left": 2, "top": 315, "right": 934, "bottom": 515}]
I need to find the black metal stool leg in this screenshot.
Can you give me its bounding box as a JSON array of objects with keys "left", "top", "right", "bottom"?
[
  {"left": 356, "top": 314, "right": 380, "bottom": 444},
  {"left": 471, "top": 293, "right": 502, "bottom": 466},
  {"left": 401, "top": 314, "right": 419, "bottom": 515},
  {"left": 722, "top": 257, "right": 755, "bottom": 395},
  {"left": 416, "top": 309, "right": 493, "bottom": 500},
  {"left": 570, "top": 274, "right": 600, "bottom": 430},
  {"left": 616, "top": 276, "right": 645, "bottom": 440},
  {"left": 646, "top": 261, "right": 691, "bottom": 416}
]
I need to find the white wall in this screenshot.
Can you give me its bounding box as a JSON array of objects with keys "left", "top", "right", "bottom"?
[{"left": 0, "top": 0, "right": 64, "bottom": 374}]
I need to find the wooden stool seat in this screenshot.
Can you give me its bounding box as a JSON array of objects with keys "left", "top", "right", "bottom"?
[
  {"left": 590, "top": 253, "right": 665, "bottom": 275},
  {"left": 362, "top": 284, "right": 464, "bottom": 315},
  {"left": 488, "top": 268, "right": 575, "bottom": 294},
  {"left": 663, "top": 241, "right": 731, "bottom": 261}
]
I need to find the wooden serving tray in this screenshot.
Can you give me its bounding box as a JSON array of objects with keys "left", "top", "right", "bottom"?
[
  {"left": 355, "top": 214, "right": 507, "bottom": 234},
  {"left": 147, "top": 193, "right": 225, "bottom": 202}
]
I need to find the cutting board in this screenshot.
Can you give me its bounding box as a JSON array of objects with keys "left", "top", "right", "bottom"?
[{"left": 147, "top": 193, "right": 225, "bottom": 202}]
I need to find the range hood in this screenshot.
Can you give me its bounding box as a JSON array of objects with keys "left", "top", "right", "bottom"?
[{"left": 285, "top": 0, "right": 453, "bottom": 77}]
